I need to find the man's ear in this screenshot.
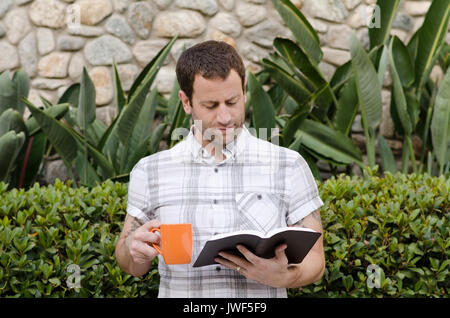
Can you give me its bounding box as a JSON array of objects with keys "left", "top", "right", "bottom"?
[{"left": 179, "top": 90, "right": 192, "bottom": 115}]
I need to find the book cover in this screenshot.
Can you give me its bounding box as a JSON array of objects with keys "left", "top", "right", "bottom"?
[{"left": 193, "top": 227, "right": 321, "bottom": 267}]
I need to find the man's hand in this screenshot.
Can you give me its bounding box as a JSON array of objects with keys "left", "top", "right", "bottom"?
[
  {"left": 126, "top": 218, "right": 161, "bottom": 265},
  {"left": 214, "top": 244, "right": 296, "bottom": 288},
  {"left": 115, "top": 215, "right": 161, "bottom": 276}
]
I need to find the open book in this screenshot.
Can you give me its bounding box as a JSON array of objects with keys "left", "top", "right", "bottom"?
[{"left": 193, "top": 227, "right": 321, "bottom": 267}]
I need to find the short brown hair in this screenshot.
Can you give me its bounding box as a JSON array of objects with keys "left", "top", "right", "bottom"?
[{"left": 175, "top": 40, "right": 246, "bottom": 103}]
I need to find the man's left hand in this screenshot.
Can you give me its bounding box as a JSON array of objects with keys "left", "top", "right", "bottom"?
[{"left": 214, "top": 244, "right": 295, "bottom": 288}]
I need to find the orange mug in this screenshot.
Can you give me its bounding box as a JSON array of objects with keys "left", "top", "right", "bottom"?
[{"left": 150, "top": 223, "right": 193, "bottom": 265}]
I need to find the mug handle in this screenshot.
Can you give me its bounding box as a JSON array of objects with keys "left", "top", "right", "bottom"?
[{"left": 150, "top": 227, "right": 163, "bottom": 254}]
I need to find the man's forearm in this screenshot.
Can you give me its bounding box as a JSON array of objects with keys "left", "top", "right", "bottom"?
[
  {"left": 115, "top": 238, "right": 152, "bottom": 277},
  {"left": 283, "top": 250, "right": 325, "bottom": 288}
]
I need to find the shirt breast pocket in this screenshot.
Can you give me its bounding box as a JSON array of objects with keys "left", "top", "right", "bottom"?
[{"left": 235, "top": 192, "right": 283, "bottom": 233}]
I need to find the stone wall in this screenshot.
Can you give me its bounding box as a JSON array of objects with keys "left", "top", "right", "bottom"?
[{"left": 0, "top": 0, "right": 443, "bottom": 182}]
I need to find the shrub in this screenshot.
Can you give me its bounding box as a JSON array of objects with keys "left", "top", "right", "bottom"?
[{"left": 0, "top": 169, "right": 448, "bottom": 297}]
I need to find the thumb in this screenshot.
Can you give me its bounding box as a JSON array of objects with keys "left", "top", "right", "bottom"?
[
  {"left": 274, "top": 244, "right": 288, "bottom": 262},
  {"left": 142, "top": 219, "right": 161, "bottom": 231}
]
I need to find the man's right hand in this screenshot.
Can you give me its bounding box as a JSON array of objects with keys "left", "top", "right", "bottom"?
[
  {"left": 125, "top": 218, "right": 161, "bottom": 265},
  {"left": 115, "top": 215, "right": 161, "bottom": 276}
]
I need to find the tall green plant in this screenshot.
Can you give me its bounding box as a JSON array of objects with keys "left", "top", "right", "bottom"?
[{"left": 25, "top": 37, "right": 177, "bottom": 187}]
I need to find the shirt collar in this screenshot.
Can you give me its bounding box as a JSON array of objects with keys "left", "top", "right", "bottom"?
[{"left": 187, "top": 124, "right": 250, "bottom": 164}]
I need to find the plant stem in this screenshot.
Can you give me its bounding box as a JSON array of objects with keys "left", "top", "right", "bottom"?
[{"left": 405, "top": 136, "right": 417, "bottom": 173}]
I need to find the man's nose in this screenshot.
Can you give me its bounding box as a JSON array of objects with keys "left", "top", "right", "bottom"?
[{"left": 216, "top": 104, "right": 232, "bottom": 124}]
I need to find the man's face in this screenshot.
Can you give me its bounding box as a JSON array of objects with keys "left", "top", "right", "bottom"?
[{"left": 179, "top": 69, "right": 246, "bottom": 150}]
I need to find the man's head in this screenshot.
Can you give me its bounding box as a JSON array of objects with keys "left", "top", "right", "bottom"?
[{"left": 176, "top": 41, "right": 247, "bottom": 151}]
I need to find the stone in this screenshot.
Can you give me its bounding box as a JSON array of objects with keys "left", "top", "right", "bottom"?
[
  {"left": 78, "top": 0, "right": 113, "bottom": 26},
  {"left": 290, "top": 0, "right": 303, "bottom": 9},
  {"left": 133, "top": 39, "right": 170, "bottom": 67},
  {"left": 207, "top": 30, "right": 236, "bottom": 48},
  {"left": 240, "top": 42, "right": 268, "bottom": 63},
  {"left": 58, "top": 35, "right": 85, "bottom": 51},
  {"left": 235, "top": 2, "right": 267, "bottom": 27},
  {"left": 247, "top": 0, "right": 266, "bottom": 4},
  {"left": 379, "top": 90, "right": 394, "bottom": 138},
  {"left": 32, "top": 78, "right": 72, "bottom": 90},
  {"left": 16, "top": 0, "right": 34, "bottom": 4},
  {"left": 84, "top": 35, "right": 133, "bottom": 65},
  {"left": 68, "top": 52, "right": 85, "bottom": 80},
  {"left": 89, "top": 66, "right": 113, "bottom": 106},
  {"left": 117, "top": 63, "right": 139, "bottom": 91},
  {"left": 0, "top": 23, "right": 5, "bottom": 38},
  {"left": 303, "top": 0, "right": 348, "bottom": 23},
  {"left": 403, "top": 1, "right": 431, "bottom": 16},
  {"left": 244, "top": 20, "right": 288, "bottom": 48},
  {"left": 19, "top": 32, "right": 38, "bottom": 78},
  {"left": 27, "top": 88, "right": 56, "bottom": 108},
  {"left": 43, "top": 159, "right": 71, "bottom": 184},
  {"left": 171, "top": 39, "right": 198, "bottom": 62},
  {"left": 96, "top": 105, "right": 116, "bottom": 127},
  {"left": 218, "top": 0, "right": 234, "bottom": 11},
  {"left": 4, "top": 8, "right": 31, "bottom": 45},
  {"left": 0, "top": 0, "right": 13, "bottom": 19},
  {"left": 106, "top": 14, "right": 135, "bottom": 45},
  {"left": 209, "top": 12, "right": 241, "bottom": 38},
  {"left": 318, "top": 61, "right": 335, "bottom": 81},
  {"left": 392, "top": 12, "right": 414, "bottom": 32},
  {"left": 153, "top": 11, "right": 206, "bottom": 38},
  {"left": 38, "top": 52, "right": 71, "bottom": 78},
  {"left": 322, "top": 47, "right": 351, "bottom": 66},
  {"left": 348, "top": 4, "right": 368, "bottom": 28},
  {"left": 37, "top": 28, "right": 55, "bottom": 55},
  {"left": 152, "top": 66, "right": 176, "bottom": 94},
  {"left": 29, "top": 0, "right": 67, "bottom": 29},
  {"left": 351, "top": 114, "right": 363, "bottom": 133},
  {"left": 154, "top": 0, "right": 173, "bottom": 10},
  {"left": 0, "top": 41, "right": 19, "bottom": 73},
  {"left": 342, "top": 0, "right": 360, "bottom": 10},
  {"left": 323, "top": 24, "right": 353, "bottom": 50},
  {"left": 309, "top": 18, "right": 328, "bottom": 33},
  {"left": 67, "top": 25, "right": 104, "bottom": 37},
  {"left": 175, "top": 0, "right": 218, "bottom": 16},
  {"left": 113, "top": 0, "right": 129, "bottom": 13},
  {"left": 128, "top": 2, "right": 153, "bottom": 39}
]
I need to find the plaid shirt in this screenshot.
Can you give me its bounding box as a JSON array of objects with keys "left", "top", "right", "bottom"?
[{"left": 126, "top": 125, "right": 323, "bottom": 298}]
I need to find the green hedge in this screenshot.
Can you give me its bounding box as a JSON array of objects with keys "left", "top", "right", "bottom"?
[{"left": 0, "top": 169, "right": 448, "bottom": 297}]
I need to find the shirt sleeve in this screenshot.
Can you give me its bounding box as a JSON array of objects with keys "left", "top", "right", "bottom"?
[
  {"left": 285, "top": 153, "right": 324, "bottom": 225},
  {"left": 126, "top": 159, "right": 154, "bottom": 224}
]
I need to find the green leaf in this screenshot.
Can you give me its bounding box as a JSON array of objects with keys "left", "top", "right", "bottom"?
[
  {"left": 294, "top": 119, "right": 363, "bottom": 166},
  {"left": 261, "top": 58, "right": 311, "bottom": 107},
  {"left": 415, "top": 0, "right": 450, "bottom": 89},
  {"left": 271, "top": 0, "right": 322, "bottom": 64},
  {"left": 25, "top": 103, "right": 69, "bottom": 136},
  {"left": 112, "top": 62, "right": 127, "bottom": 114},
  {"left": 0, "top": 131, "right": 25, "bottom": 181},
  {"left": 431, "top": 68, "right": 450, "bottom": 171},
  {"left": 389, "top": 37, "right": 412, "bottom": 135},
  {"left": 0, "top": 71, "right": 17, "bottom": 117},
  {"left": 378, "top": 135, "right": 398, "bottom": 173},
  {"left": 23, "top": 98, "right": 78, "bottom": 165},
  {"left": 334, "top": 77, "right": 358, "bottom": 136},
  {"left": 12, "top": 70, "right": 30, "bottom": 116},
  {"left": 247, "top": 71, "right": 276, "bottom": 137},
  {"left": 368, "top": 0, "right": 402, "bottom": 49},
  {"left": 0, "top": 109, "right": 27, "bottom": 137},
  {"left": 350, "top": 33, "right": 382, "bottom": 130},
  {"left": 78, "top": 67, "right": 96, "bottom": 133},
  {"left": 390, "top": 36, "right": 415, "bottom": 88}
]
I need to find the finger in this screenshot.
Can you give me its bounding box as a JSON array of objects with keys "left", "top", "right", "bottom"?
[
  {"left": 214, "top": 256, "right": 246, "bottom": 275},
  {"left": 218, "top": 251, "right": 251, "bottom": 268},
  {"left": 130, "top": 240, "right": 159, "bottom": 261},
  {"left": 134, "top": 230, "right": 160, "bottom": 245},
  {"left": 274, "top": 244, "right": 288, "bottom": 263},
  {"left": 141, "top": 219, "right": 161, "bottom": 231},
  {"left": 236, "top": 245, "right": 260, "bottom": 265}
]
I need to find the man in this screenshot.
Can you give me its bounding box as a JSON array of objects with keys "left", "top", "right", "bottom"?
[{"left": 115, "top": 40, "right": 325, "bottom": 297}]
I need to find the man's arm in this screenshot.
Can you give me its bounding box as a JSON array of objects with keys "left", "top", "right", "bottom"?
[
  {"left": 215, "top": 208, "right": 325, "bottom": 288},
  {"left": 115, "top": 215, "right": 161, "bottom": 277}
]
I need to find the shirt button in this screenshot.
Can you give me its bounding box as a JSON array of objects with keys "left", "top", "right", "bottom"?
[
  {"left": 213, "top": 199, "right": 218, "bottom": 204},
  {"left": 215, "top": 266, "right": 221, "bottom": 271},
  {"left": 257, "top": 194, "right": 262, "bottom": 200},
  {"left": 214, "top": 167, "right": 218, "bottom": 173}
]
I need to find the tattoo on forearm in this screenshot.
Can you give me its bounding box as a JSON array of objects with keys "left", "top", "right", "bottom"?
[
  {"left": 125, "top": 215, "right": 143, "bottom": 238},
  {"left": 294, "top": 210, "right": 322, "bottom": 227}
]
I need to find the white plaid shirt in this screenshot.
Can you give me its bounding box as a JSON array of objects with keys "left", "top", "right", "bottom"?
[{"left": 126, "top": 125, "right": 323, "bottom": 298}]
